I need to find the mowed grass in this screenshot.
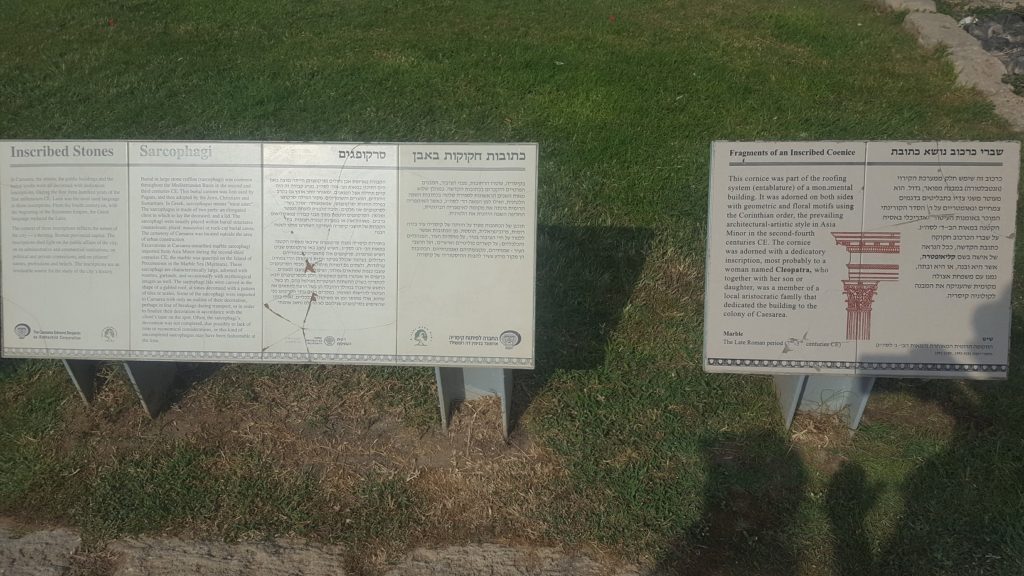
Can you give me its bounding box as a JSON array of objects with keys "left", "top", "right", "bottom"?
[{"left": 2, "top": 0, "right": 1024, "bottom": 574}]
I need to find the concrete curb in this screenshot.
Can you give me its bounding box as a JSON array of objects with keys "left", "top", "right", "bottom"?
[
  {"left": 1, "top": 526, "right": 644, "bottom": 576},
  {"left": 876, "top": 0, "right": 1024, "bottom": 130},
  {"left": 383, "top": 545, "right": 641, "bottom": 576},
  {"left": 109, "top": 537, "right": 350, "bottom": 576},
  {"left": 0, "top": 526, "right": 80, "bottom": 576}
]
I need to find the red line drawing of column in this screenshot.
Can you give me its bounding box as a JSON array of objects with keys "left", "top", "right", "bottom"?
[
  {"left": 841, "top": 280, "right": 878, "bottom": 340},
  {"left": 833, "top": 233, "right": 900, "bottom": 340}
]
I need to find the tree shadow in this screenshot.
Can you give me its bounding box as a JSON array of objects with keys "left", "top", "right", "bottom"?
[
  {"left": 509, "top": 224, "right": 653, "bottom": 434},
  {"left": 654, "top": 430, "right": 808, "bottom": 575}
]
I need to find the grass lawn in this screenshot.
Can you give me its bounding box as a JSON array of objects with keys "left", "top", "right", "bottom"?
[{"left": 2, "top": 0, "right": 1023, "bottom": 574}]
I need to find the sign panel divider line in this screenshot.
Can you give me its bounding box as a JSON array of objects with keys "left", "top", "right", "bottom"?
[
  {"left": 126, "top": 141, "right": 132, "bottom": 353},
  {"left": 260, "top": 142, "right": 265, "bottom": 357},
  {"left": 855, "top": 142, "right": 871, "bottom": 374},
  {"left": 395, "top": 145, "right": 401, "bottom": 359}
]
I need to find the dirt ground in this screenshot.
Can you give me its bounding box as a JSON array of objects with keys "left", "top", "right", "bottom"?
[
  {"left": 5, "top": 363, "right": 640, "bottom": 575},
  {"left": 1, "top": 524, "right": 642, "bottom": 576}
]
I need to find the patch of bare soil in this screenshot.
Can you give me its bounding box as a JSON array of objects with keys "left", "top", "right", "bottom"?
[
  {"left": 51, "top": 364, "right": 567, "bottom": 556},
  {"left": 789, "top": 412, "right": 852, "bottom": 476},
  {"left": 862, "top": 385, "right": 959, "bottom": 436}
]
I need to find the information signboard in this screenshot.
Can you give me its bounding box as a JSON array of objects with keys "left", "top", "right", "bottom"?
[
  {"left": 1, "top": 141, "right": 537, "bottom": 368},
  {"left": 704, "top": 141, "right": 1019, "bottom": 378}
]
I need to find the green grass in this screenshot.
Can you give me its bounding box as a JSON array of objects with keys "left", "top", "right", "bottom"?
[
  {"left": 0, "top": 361, "right": 70, "bottom": 509},
  {"left": 2, "top": 0, "right": 1024, "bottom": 574}
]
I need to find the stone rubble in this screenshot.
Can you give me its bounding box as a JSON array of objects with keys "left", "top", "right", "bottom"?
[
  {"left": 877, "top": 0, "right": 1024, "bottom": 130},
  {"left": 962, "top": 12, "right": 1024, "bottom": 74}
]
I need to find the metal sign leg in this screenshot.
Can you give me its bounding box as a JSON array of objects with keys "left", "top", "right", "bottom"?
[
  {"left": 435, "top": 367, "right": 512, "bottom": 439},
  {"left": 63, "top": 360, "right": 102, "bottom": 404},
  {"left": 773, "top": 374, "right": 807, "bottom": 429},
  {"left": 845, "top": 377, "right": 875, "bottom": 430},
  {"left": 774, "top": 375, "right": 876, "bottom": 430},
  {"left": 122, "top": 362, "right": 178, "bottom": 418}
]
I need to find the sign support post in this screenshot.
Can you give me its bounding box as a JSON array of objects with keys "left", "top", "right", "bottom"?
[
  {"left": 435, "top": 367, "right": 512, "bottom": 439},
  {"left": 62, "top": 360, "right": 102, "bottom": 404},
  {"left": 773, "top": 374, "right": 876, "bottom": 429},
  {"left": 122, "top": 361, "right": 178, "bottom": 418}
]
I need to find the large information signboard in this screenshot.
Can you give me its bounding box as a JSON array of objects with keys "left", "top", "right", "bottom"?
[
  {"left": 704, "top": 141, "right": 1019, "bottom": 378},
  {"left": 1, "top": 141, "right": 537, "bottom": 368}
]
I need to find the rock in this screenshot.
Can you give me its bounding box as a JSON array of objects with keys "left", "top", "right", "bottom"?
[
  {"left": 1007, "top": 53, "right": 1024, "bottom": 73},
  {"left": 960, "top": 0, "right": 1024, "bottom": 9},
  {"left": 877, "top": 0, "right": 937, "bottom": 12},
  {"left": 0, "top": 526, "right": 81, "bottom": 576},
  {"left": 1003, "top": 28, "right": 1024, "bottom": 42},
  {"left": 965, "top": 23, "right": 987, "bottom": 39},
  {"left": 981, "top": 35, "right": 1012, "bottom": 51},
  {"left": 990, "top": 12, "right": 1024, "bottom": 29},
  {"left": 966, "top": 22, "right": 993, "bottom": 40},
  {"left": 903, "top": 11, "right": 1024, "bottom": 129},
  {"left": 905, "top": 12, "right": 1010, "bottom": 91}
]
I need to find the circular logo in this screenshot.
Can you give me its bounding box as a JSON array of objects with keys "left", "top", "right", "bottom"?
[
  {"left": 13, "top": 323, "right": 30, "bottom": 339},
  {"left": 499, "top": 330, "right": 521, "bottom": 349},
  {"left": 101, "top": 326, "right": 117, "bottom": 341},
  {"left": 411, "top": 327, "right": 431, "bottom": 346},
  {"left": 323, "top": 335, "right": 337, "bottom": 347}
]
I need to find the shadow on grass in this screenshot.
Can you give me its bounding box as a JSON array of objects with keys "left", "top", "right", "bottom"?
[
  {"left": 168, "top": 362, "right": 225, "bottom": 405},
  {"left": 510, "top": 224, "right": 653, "bottom": 433},
  {"left": 825, "top": 303, "right": 1024, "bottom": 575},
  {"left": 652, "top": 298, "right": 1023, "bottom": 574},
  {"left": 654, "top": 431, "right": 808, "bottom": 575},
  {"left": 826, "top": 378, "right": 1024, "bottom": 576},
  {"left": 106, "top": 361, "right": 223, "bottom": 418}
]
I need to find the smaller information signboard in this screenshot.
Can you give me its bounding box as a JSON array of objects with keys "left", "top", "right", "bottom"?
[{"left": 704, "top": 141, "right": 1019, "bottom": 379}]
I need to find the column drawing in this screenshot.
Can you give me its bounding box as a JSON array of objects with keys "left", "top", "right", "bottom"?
[{"left": 832, "top": 233, "right": 900, "bottom": 340}]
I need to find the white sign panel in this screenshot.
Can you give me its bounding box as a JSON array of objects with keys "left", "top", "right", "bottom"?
[
  {"left": 704, "top": 141, "right": 1019, "bottom": 378},
  {"left": 396, "top": 144, "right": 536, "bottom": 365},
  {"left": 128, "top": 142, "right": 263, "bottom": 356},
  {"left": 1, "top": 140, "right": 537, "bottom": 368},
  {"left": 1, "top": 142, "right": 131, "bottom": 353},
  {"left": 260, "top": 143, "right": 399, "bottom": 361}
]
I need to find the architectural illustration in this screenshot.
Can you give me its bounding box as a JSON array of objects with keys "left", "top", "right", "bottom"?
[{"left": 832, "top": 232, "right": 900, "bottom": 340}]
